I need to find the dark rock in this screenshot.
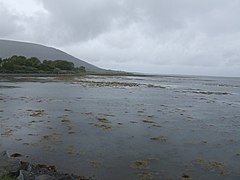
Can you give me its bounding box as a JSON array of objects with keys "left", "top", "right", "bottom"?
[
  {"left": 16, "top": 170, "right": 24, "bottom": 180},
  {"left": 11, "top": 153, "right": 23, "bottom": 157},
  {"left": 0, "top": 151, "right": 91, "bottom": 180},
  {"left": 19, "top": 170, "right": 35, "bottom": 180},
  {"left": 0, "top": 151, "right": 21, "bottom": 177}
]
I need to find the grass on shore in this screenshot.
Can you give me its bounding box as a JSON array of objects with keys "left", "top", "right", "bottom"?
[{"left": 0, "top": 175, "right": 16, "bottom": 180}]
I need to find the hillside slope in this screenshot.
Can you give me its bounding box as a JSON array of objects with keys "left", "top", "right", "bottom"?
[{"left": 0, "top": 39, "right": 104, "bottom": 72}]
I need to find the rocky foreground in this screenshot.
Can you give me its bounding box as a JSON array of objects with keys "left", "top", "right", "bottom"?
[{"left": 0, "top": 151, "right": 91, "bottom": 180}]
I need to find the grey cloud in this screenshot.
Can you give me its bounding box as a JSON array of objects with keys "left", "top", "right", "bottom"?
[
  {"left": 39, "top": 0, "right": 138, "bottom": 45},
  {"left": 0, "top": 0, "right": 240, "bottom": 76},
  {"left": 0, "top": 3, "right": 23, "bottom": 37}
]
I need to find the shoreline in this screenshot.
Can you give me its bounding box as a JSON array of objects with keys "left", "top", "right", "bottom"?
[
  {"left": 0, "top": 73, "right": 86, "bottom": 77},
  {"left": 0, "top": 72, "right": 144, "bottom": 78},
  {"left": 0, "top": 151, "right": 91, "bottom": 180},
  {"left": 0, "top": 72, "right": 173, "bottom": 78}
]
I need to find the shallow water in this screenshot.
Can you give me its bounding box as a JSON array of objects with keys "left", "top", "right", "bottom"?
[{"left": 0, "top": 75, "right": 240, "bottom": 180}]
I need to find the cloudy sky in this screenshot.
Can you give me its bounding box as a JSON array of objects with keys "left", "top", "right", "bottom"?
[{"left": 0, "top": 0, "right": 240, "bottom": 77}]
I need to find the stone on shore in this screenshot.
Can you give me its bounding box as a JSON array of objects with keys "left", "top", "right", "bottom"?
[
  {"left": 0, "top": 151, "right": 21, "bottom": 177},
  {"left": 0, "top": 151, "right": 91, "bottom": 180}
]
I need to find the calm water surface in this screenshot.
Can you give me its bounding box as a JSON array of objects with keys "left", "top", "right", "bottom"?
[{"left": 0, "top": 75, "right": 240, "bottom": 180}]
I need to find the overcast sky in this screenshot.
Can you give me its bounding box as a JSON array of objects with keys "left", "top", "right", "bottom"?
[{"left": 0, "top": 0, "right": 240, "bottom": 77}]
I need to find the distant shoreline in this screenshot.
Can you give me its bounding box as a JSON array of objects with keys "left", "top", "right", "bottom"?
[
  {"left": 0, "top": 72, "right": 139, "bottom": 77},
  {"left": 3, "top": 72, "right": 237, "bottom": 79},
  {"left": 0, "top": 73, "right": 84, "bottom": 77}
]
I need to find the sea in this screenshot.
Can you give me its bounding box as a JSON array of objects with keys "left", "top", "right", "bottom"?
[{"left": 0, "top": 75, "right": 240, "bottom": 179}]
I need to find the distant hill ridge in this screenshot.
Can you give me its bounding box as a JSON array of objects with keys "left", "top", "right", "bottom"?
[{"left": 0, "top": 39, "right": 104, "bottom": 72}]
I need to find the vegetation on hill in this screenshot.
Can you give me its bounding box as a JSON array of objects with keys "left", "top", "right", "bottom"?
[{"left": 0, "top": 55, "right": 86, "bottom": 74}]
